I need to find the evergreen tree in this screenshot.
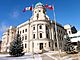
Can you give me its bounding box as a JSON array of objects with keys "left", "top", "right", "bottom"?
[{"left": 9, "top": 30, "right": 24, "bottom": 57}]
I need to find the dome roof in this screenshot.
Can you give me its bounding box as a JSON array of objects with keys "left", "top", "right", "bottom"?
[{"left": 35, "top": 2, "right": 44, "bottom": 7}]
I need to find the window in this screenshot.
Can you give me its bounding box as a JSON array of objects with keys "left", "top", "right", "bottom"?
[
  {"left": 46, "top": 26, "right": 48, "bottom": 30},
  {"left": 32, "top": 42, "right": 34, "bottom": 48},
  {"left": 20, "top": 31, "right": 21, "bottom": 34},
  {"left": 46, "top": 34, "right": 48, "bottom": 38},
  {"left": 33, "top": 34, "right": 35, "bottom": 39},
  {"left": 22, "top": 44, "right": 23, "bottom": 47},
  {"left": 45, "top": 43, "right": 46, "bottom": 47},
  {"left": 25, "top": 35, "right": 27, "bottom": 40},
  {"left": 49, "top": 42, "right": 50, "bottom": 47},
  {"left": 40, "top": 33, "right": 42, "bottom": 38},
  {"left": 25, "top": 29, "right": 27, "bottom": 32},
  {"left": 12, "top": 32, "right": 13, "bottom": 34},
  {"left": 55, "top": 43, "right": 57, "bottom": 47},
  {"left": 35, "top": 11, "right": 36, "bottom": 13},
  {"left": 23, "top": 30, "right": 24, "bottom": 33},
  {"left": 40, "top": 43, "right": 43, "bottom": 50},
  {"left": 39, "top": 10, "right": 41, "bottom": 12},
  {"left": 69, "top": 31, "right": 71, "bottom": 34},
  {"left": 39, "top": 25, "right": 42, "bottom": 29},
  {"left": 22, "top": 36, "right": 24, "bottom": 40},
  {"left": 25, "top": 44, "right": 27, "bottom": 48},
  {"left": 59, "top": 30, "right": 60, "bottom": 33},
  {"left": 33, "top": 26, "right": 35, "bottom": 30}
]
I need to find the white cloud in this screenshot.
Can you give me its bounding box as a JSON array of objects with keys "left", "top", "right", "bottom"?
[
  {"left": 10, "top": 10, "right": 21, "bottom": 19},
  {"left": 12, "top": 11, "right": 20, "bottom": 18},
  {"left": 0, "top": 23, "right": 9, "bottom": 32}
]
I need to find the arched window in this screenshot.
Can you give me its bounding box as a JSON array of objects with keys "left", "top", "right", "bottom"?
[
  {"left": 39, "top": 25, "right": 42, "bottom": 29},
  {"left": 25, "top": 44, "right": 27, "bottom": 48},
  {"left": 39, "top": 10, "right": 41, "bottom": 12},
  {"left": 33, "top": 34, "right": 35, "bottom": 39},
  {"left": 20, "top": 31, "right": 21, "bottom": 34},
  {"left": 49, "top": 42, "right": 50, "bottom": 47},
  {"left": 35, "top": 11, "right": 36, "bottom": 13},
  {"left": 33, "top": 26, "right": 35, "bottom": 30},
  {"left": 40, "top": 33, "right": 42, "bottom": 38},
  {"left": 25, "top": 35, "right": 27, "bottom": 40},
  {"left": 25, "top": 29, "right": 27, "bottom": 32},
  {"left": 23, "top": 30, "right": 24, "bottom": 33},
  {"left": 22, "top": 36, "right": 24, "bottom": 40},
  {"left": 46, "top": 26, "right": 48, "bottom": 30},
  {"left": 46, "top": 34, "right": 48, "bottom": 38}
]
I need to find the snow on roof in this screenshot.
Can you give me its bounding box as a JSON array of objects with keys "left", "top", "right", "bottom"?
[{"left": 69, "top": 31, "right": 80, "bottom": 42}]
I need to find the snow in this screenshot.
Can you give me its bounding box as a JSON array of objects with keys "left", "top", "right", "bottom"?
[
  {"left": 0, "top": 53, "right": 42, "bottom": 60},
  {"left": 70, "top": 37, "right": 80, "bottom": 42}
]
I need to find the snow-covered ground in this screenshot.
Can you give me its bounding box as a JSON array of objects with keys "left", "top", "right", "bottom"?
[
  {"left": 0, "top": 53, "right": 42, "bottom": 60},
  {"left": 0, "top": 51, "right": 79, "bottom": 60}
]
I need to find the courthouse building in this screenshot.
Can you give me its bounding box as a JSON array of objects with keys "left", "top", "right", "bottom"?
[{"left": 1, "top": 3, "right": 66, "bottom": 53}]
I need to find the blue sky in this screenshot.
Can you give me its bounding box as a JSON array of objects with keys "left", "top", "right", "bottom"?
[{"left": 0, "top": 0, "right": 80, "bottom": 40}]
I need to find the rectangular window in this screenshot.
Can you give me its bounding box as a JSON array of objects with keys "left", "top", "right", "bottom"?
[
  {"left": 25, "top": 29, "right": 27, "bottom": 32},
  {"left": 33, "top": 34, "right": 35, "bottom": 39}
]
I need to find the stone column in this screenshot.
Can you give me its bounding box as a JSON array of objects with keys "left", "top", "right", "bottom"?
[
  {"left": 36, "top": 24, "right": 38, "bottom": 39},
  {"left": 28, "top": 23, "right": 30, "bottom": 52},
  {"left": 44, "top": 24, "right": 46, "bottom": 38}
]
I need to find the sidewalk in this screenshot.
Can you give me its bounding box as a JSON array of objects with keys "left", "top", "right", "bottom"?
[
  {"left": 41, "top": 54, "right": 55, "bottom": 60},
  {"left": 43, "top": 51, "right": 79, "bottom": 60}
]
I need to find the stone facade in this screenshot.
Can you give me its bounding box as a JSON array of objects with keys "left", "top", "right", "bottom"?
[
  {"left": 1, "top": 3, "right": 66, "bottom": 53},
  {"left": 1, "top": 26, "right": 16, "bottom": 52}
]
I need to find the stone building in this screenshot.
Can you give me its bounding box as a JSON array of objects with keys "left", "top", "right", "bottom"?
[
  {"left": 1, "top": 2, "right": 66, "bottom": 53},
  {"left": 1, "top": 26, "right": 16, "bottom": 52}
]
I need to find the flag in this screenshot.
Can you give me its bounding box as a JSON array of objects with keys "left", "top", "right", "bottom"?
[
  {"left": 44, "top": 4, "right": 54, "bottom": 10},
  {"left": 22, "top": 6, "right": 33, "bottom": 12}
]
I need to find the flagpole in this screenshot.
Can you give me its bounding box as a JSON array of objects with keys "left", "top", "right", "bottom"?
[{"left": 52, "top": 4, "right": 61, "bottom": 60}]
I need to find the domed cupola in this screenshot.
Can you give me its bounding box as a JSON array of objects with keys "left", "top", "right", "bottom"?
[
  {"left": 31, "top": 2, "right": 50, "bottom": 21},
  {"left": 35, "top": 2, "right": 44, "bottom": 8}
]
